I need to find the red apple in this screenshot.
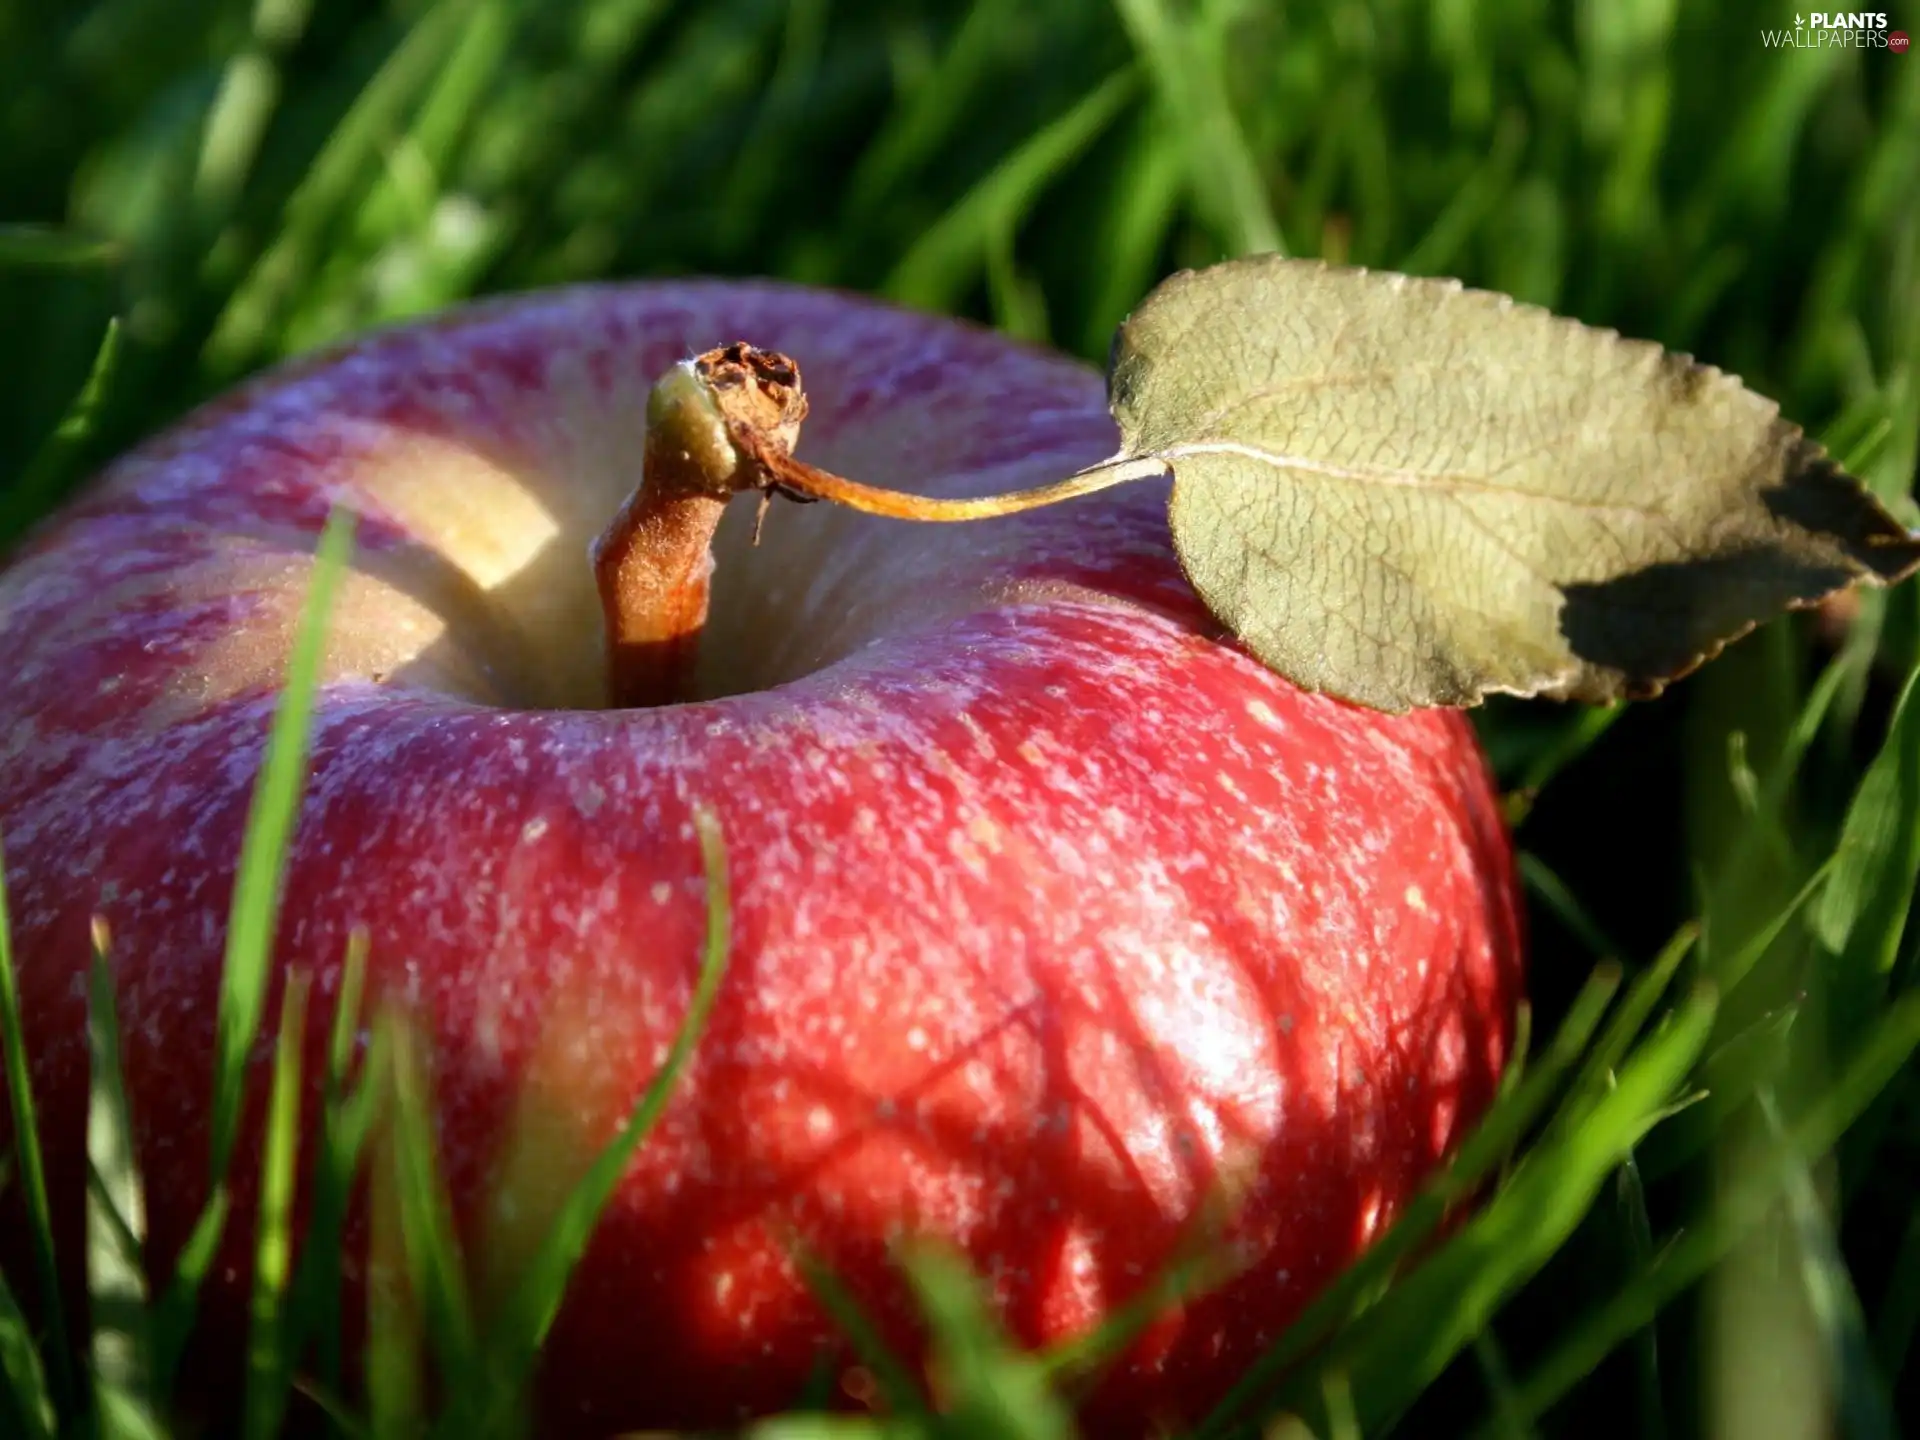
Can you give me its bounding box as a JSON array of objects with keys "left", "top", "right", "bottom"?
[{"left": 0, "top": 282, "right": 1523, "bottom": 1431}]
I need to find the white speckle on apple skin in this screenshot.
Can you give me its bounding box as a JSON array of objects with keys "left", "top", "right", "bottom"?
[{"left": 0, "top": 282, "right": 1521, "bottom": 1433}]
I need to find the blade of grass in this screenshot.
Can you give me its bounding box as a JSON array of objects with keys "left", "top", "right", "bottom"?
[
  {"left": 1480, "top": 988, "right": 1920, "bottom": 1437},
  {"left": 795, "top": 1249, "right": 925, "bottom": 1417},
  {"left": 1400, "top": 111, "right": 1524, "bottom": 279},
  {"left": 1611, "top": 1154, "right": 1665, "bottom": 1440},
  {"left": 289, "top": 1375, "right": 371, "bottom": 1440},
  {"left": 1469, "top": 1330, "right": 1531, "bottom": 1440},
  {"left": 750, "top": 1419, "right": 898, "bottom": 1440},
  {"left": 202, "top": 0, "right": 478, "bottom": 374},
  {"left": 1038, "top": 1224, "right": 1239, "bottom": 1390},
  {"left": 242, "top": 971, "right": 310, "bottom": 1440},
  {"left": 365, "top": 1031, "right": 422, "bottom": 1439},
  {"left": 1111, "top": 0, "right": 1280, "bottom": 255},
  {"left": 0, "top": 226, "right": 122, "bottom": 270},
  {"left": 898, "top": 1242, "right": 1074, "bottom": 1440},
  {"left": 1558, "top": 924, "right": 1697, "bottom": 1119},
  {"left": 1518, "top": 853, "right": 1620, "bottom": 961},
  {"left": 1815, "top": 661, "right": 1920, "bottom": 1031},
  {"left": 1873, "top": 1205, "right": 1920, "bottom": 1379},
  {"left": 289, "top": 929, "right": 373, "bottom": 1407},
  {"left": 843, "top": 0, "right": 1024, "bottom": 219},
  {"left": 1759, "top": 1090, "right": 1897, "bottom": 1440},
  {"left": 0, "top": 1265, "right": 55, "bottom": 1440},
  {"left": 1502, "top": 704, "right": 1625, "bottom": 828},
  {"left": 191, "top": 0, "right": 320, "bottom": 234},
  {"left": 475, "top": 806, "right": 734, "bottom": 1423},
  {"left": 884, "top": 67, "right": 1139, "bottom": 314},
  {"left": 155, "top": 505, "right": 355, "bottom": 1386},
  {"left": 0, "top": 844, "right": 73, "bottom": 1414},
  {"left": 85, "top": 918, "right": 160, "bottom": 1440},
  {"left": 1077, "top": 109, "right": 1184, "bottom": 355},
  {"left": 1709, "top": 857, "right": 1833, "bottom": 999},
  {"left": 0, "top": 316, "right": 123, "bottom": 550},
  {"left": 209, "top": 506, "right": 355, "bottom": 1177},
  {"left": 1309, "top": 986, "right": 1719, "bottom": 1437},
  {"left": 382, "top": 1013, "right": 478, "bottom": 1398},
  {"left": 1639, "top": 1005, "right": 1799, "bottom": 1184}
]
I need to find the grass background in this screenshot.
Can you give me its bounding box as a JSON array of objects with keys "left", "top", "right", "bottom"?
[{"left": 2, "top": 0, "right": 1919, "bottom": 1435}]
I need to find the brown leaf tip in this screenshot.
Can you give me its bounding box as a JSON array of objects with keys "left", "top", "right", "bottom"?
[
  {"left": 1780, "top": 436, "right": 1920, "bottom": 587},
  {"left": 694, "top": 342, "right": 810, "bottom": 458}
]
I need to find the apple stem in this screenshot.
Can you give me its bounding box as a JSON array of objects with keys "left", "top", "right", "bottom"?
[
  {"left": 594, "top": 343, "right": 1163, "bottom": 708},
  {"left": 592, "top": 347, "right": 808, "bottom": 708},
  {"left": 592, "top": 482, "right": 728, "bottom": 709},
  {"left": 744, "top": 450, "right": 1164, "bottom": 521}
]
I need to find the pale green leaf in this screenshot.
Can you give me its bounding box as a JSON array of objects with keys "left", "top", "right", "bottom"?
[{"left": 1104, "top": 256, "right": 1920, "bottom": 711}]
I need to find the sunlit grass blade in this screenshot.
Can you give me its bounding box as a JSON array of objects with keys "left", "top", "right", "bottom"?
[
  {"left": 1518, "top": 853, "right": 1620, "bottom": 960},
  {"left": 0, "top": 225, "right": 122, "bottom": 270},
  {"left": 475, "top": 806, "right": 734, "bottom": 1424},
  {"left": 1401, "top": 113, "right": 1524, "bottom": 280},
  {"left": 1194, "top": 964, "right": 1623, "bottom": 1440},
  {"left": 202, "top": 0, "right": 476, "bottom": 374},
  {"left": 1559, "top": 924, "right": 1697, "bottom": 1118},
  {"left": 1760, "top": 1092, "right": 1896, "bottom": 1440},
  {"left": 0, "top": 1265, "right": 56, "bottom": 1440},
  {"left": 365, "top": 1038, "right": 423, "bottom": 1439},
  {"left": 750, "top": 1418, "right": 896, "bottom": 1440},
  {"left": 1469, "top": 1330, "right": 1531, "bottom": 1440},
  {"left": 0, "top": 317, "right": 122, "bottom": 550},
  {"left": 843, "top": 0, "right": 1024, "bottom": 219},
  {"left": 85, "top": 919, "right": 159, "bottom": 1440},
  {"left": 1638, "top": 1005, "right": 1799, "bottom": 1183},
  {"left": 381, "top": 1014, "right": 478, "bottom": 1401},
  {"left": 1709, "top": 857, "right": 1832, "bottom": 999},
  {"left": 1110, "top": 0, "right": 1279, "bottom": 255},
  {"left": 0, "top": 843, "right": 73, "bottom": 1414},
  {"left": 210, "top": 507, "right": 354, "bottom": 1177},
  {"left": 289, "top": 1375, "right": 371, "bottom": 1440},
  {"left": 1481, "top": 988, "right": 1920, "bottom": 1437},
  {"left": 1610, "top": 1154, "right": 1665, "bottom": 1440},
  {"left": 1814, "top": 661, "right": 1920, "bottom": 1033},
  {"left": 898, "top": 1242, "right": 1074, "bottom": 1440},
  {"left": 149, "top": 1195, "right": 231, "bottom": 1395},
  {"left": 156, "top": 506, "right": 354, "bottom": 1385},
  {"left": 1292, "top": 986, "right": 1720, "bottom": 1437},
  {"left": 285, "top": 0, "right": 516, "bottom": 340},
  {"left": 289, "top": 930, "right": 373, "bottom": 1403},
  {"left": 884, "top": 68, "right": 1139, "bottom": 314},
  {"left": 190, "top": 0, "right": 320, "bottom": 232},
  {"left": 1076, "top": 111, "right": 1184, "bottom": 355},
  {"left": 795, "top": 1249, "right": 925, "bottom": 1417},
  {"left": 1501, "top": 703, "right": 1626, "bottom": 828},
  {"left": 1873, "top": 1206, "right": 1920, "bottom": 1380},
  {"left": 242, "top": 971, "right": 310, "bottom": 1440}
]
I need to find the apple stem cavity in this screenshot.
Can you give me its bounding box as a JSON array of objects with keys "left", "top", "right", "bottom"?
[{"left": 592, "top": 343, "right": 1155, "bottom": 708}]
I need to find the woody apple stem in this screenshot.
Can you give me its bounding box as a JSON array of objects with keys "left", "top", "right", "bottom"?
[
  {"left": 593, "top": 345, "right": 1160, "bottom": 709},
  {"left": 592, "top": 357, "right": 760, "bottom": 709},
  {"left": 592, "top": 482, "right": 727, "bottom": 710}
]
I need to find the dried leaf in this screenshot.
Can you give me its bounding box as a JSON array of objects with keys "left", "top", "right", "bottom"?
[{"left": 1107, "top": 256, "right": 1920, "bottom": 711}]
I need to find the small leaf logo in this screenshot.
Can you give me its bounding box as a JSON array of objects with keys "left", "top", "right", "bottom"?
[{"left": 1795, "top": 12, "right": 1805, "bottom": 23}]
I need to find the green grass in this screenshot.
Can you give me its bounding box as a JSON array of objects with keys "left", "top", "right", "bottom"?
[{"left": 2, "top": 0, "right": 1919, "bottom": 1435}]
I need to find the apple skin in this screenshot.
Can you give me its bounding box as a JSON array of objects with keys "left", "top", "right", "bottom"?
[{"left": 0, "top": 282, "right": 1523, "bottom": 1431}]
